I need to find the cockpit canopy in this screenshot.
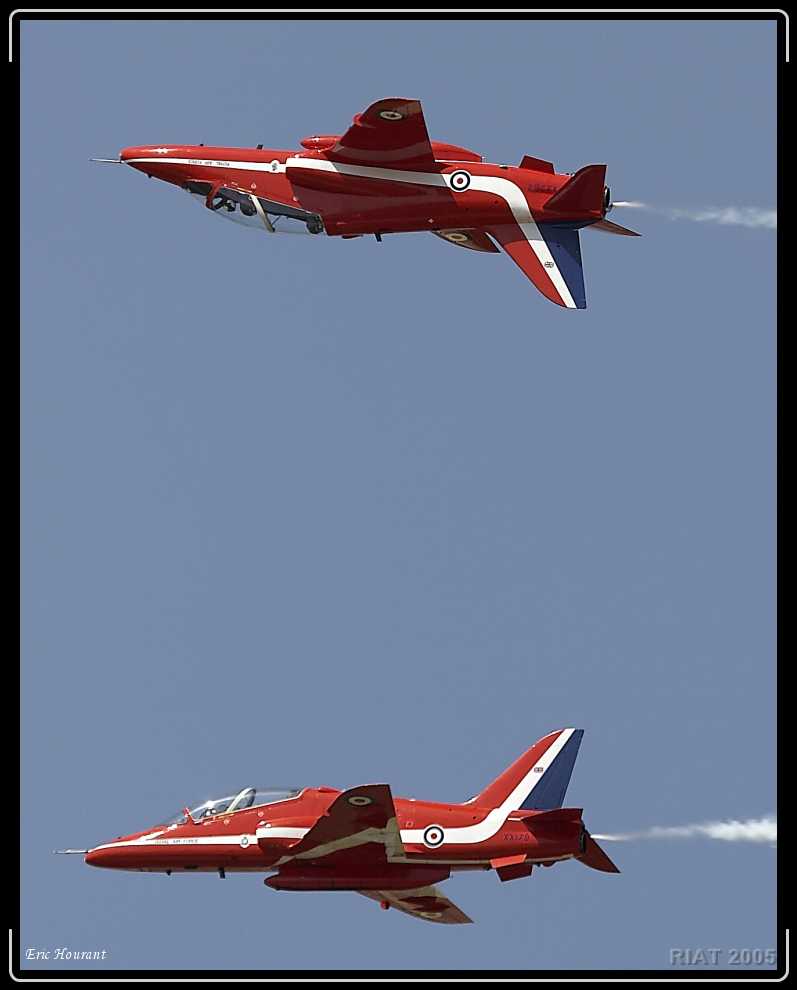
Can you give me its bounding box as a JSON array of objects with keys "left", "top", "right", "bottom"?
[{"left": 162, "top": 787, "right": 301, "bottom": 825}]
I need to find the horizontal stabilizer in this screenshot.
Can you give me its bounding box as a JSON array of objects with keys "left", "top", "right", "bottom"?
[
  {"left": 588, "top": 218, "right": 641, "bottom": 236},
  {"left": 515, "top": 807, "right": 583, "bottom": 824},
  {"left": 544, "top": 164, "right": 606, "bottom": 215},
  {"left": 578, "top": 834, "right": 620, "bottom": 874}
]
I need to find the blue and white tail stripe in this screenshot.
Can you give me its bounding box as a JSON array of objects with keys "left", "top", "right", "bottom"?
[
  {"left": 536, "top": 225, "right": 587, "bottom": 310},
  {"left": 521, "top": 728, "right": 584, "bottom": 810},
  {"left": 400, "top": 728, "right": 581, "bottom": 848}
]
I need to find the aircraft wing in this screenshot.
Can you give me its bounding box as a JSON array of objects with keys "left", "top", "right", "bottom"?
[
  {"left": 359, "top": 885, "right": 473, "bottom": 925},
  {"left": 433, "top": 229, "right": 499, "bottom": 253},
  {"left": 285, "top": 784, "right": 404, "bottom": 864},
  {"left": 487, "top": 221, "right": 587, "bottom": 308},
  {"left": 326, "top": 98, "right": 437, "bottom": 169}
]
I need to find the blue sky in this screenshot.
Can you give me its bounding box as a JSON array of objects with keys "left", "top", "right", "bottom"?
[{"left": 21, "top": 17, "right": 777, "bottom": 972}]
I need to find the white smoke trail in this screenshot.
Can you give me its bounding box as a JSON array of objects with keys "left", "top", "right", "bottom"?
[
  {"left": 592, "top": 815, "right": 776, "bottom": 845},
  {"left": 612, "top": 201, "right": 776, "bottom": 230}
]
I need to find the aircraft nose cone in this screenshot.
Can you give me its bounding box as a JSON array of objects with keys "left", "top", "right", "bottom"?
[
  {"left": 119, "top": 146, "right": 149, "bottom": 165},
  {"left": 119, "top": 147, "right": 161, "bottom": 170},
  {"left": 85, "top": 846, "right": 113, "bottom": 868}
]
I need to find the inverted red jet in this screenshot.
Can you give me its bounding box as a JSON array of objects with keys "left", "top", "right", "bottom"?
[
  {"left": 96, "top": 97, "right": 639, "bottom": 309},
  {"left": 59, "top": 729, "right": 618, "bottom": 925}
]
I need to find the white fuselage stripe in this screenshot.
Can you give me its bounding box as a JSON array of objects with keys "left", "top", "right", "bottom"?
[
  {"left": 401, "top": 728, "right": 575, "bottom": 846},
  {"left": 286, "top": 159, "right": 576, "bottom": 308},
  {"left": 256, "top": 826, "right": 307, "bottom": 840},
  {"left": 92, "top": 831, "right": 261, "bottom": 851},
  {"left": 126, "top": 157, "right": 288, "bottom": 174},
  {"left": 124, "top": 156, "right": 576, "bottom": 308}
]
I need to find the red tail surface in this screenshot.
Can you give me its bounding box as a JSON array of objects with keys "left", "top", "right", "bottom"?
[
  {"left": 471, "top": 729, "right": 583, "bottom": 810},
  {"left": 578, "top": 834, "right": 621, "bottom": 873},
  {"left": 545, "top": 164, "right": 607, "bottom": 215}
]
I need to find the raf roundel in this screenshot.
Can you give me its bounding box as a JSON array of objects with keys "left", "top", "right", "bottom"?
[
  {"left": 347, "top": 795, "right": 373, "bottom": 807},
  {"left": 423, "top": 824, "right": 445, "bottom": 848},
  {"left": 449, "top": 170, "right": 471, "bottom": 192}
]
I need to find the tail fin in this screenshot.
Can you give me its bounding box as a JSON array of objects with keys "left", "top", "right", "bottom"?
[
  {"left": 487, "top": 223, "right": 587, "bottom": 309},
  {"left": 471, "top": 729, "right": 584, "bottom": 813},
  {"left": 545, "top": 164, "right": 606, "bottom": 215}
]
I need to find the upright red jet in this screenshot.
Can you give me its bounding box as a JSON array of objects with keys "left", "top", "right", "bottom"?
[
  {"left": 60, "top": 729, "right": 619, "bottom": 925},
  {"left": 97, "top": 97, "right": 639, "bottom": 309}
]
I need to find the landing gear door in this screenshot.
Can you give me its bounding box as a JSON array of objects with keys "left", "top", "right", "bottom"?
[
  {"left": 250, "top": 194, "right": 325, "bottom": 235},
  {"left": 185, "top": 181, "right": 324, "bottom": 236},
  {"left": 249, "top": 197, "right": 275, "bottom": 232}
]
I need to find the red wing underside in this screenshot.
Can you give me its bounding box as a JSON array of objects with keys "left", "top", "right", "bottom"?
[
  {"left": 285, "top": 784, "right": 404, "bottom": 865},
  {"left": 359, "top": 886, "right": 473, "bottom": 925},
  {"left": 433, "top": 229, "right": 499, "bottom": 253},
  {"left": 327, "top": 98, "right": 437, "bottom": 168}
]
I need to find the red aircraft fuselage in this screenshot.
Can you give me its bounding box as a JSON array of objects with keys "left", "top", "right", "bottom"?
[
  {"left": 119, "top": 141, "right": 590, "bottom": 238},
  {"left": 107, "top": 97, "right": 638, "bottom": 310},
  {"left": 74, "top": 729, "right": 618, "bottom": 925},
  {"left": 86, "top": 786, "right": 584, "bottom": 877}
]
